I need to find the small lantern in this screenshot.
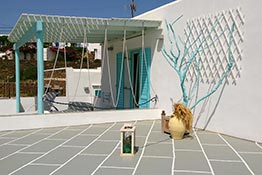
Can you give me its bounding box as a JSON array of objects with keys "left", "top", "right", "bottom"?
[
  {"left": 120, "top": 123, "right": 136, "bottom": 156},
  {"left": 161, "top": 110, "right": 170, "bottom": 134}
]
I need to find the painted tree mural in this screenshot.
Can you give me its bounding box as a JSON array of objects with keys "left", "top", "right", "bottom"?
[{"left": 162, "top": 9, "right": 244, "bottom": 110}]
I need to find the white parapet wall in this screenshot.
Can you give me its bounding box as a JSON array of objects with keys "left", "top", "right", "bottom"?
[
  {"left": 0, "top": 109, "right": 162, "bottom": 131},
  {"left": 0, "top": 98, "right": 16, "bottom": 115}
]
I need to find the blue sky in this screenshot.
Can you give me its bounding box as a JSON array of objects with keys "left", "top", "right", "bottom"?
[{"left": 0, "top": 0, "right": 173, "bottom": 34}]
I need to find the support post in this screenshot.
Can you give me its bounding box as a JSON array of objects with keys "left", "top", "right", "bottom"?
[
  {"left": 14, "top": 44, "right": 20, "bottom": 113},
  {"left": 36, "top": 21, "right": 44, "bottom": 114}
]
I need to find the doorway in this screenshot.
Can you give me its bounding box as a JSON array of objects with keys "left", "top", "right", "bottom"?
[
  {"left": 116, "top": 48, "right": 151, "bottom": 109},
  {"left": 132, "top": 52, "right": 140, "bottom": 108}
]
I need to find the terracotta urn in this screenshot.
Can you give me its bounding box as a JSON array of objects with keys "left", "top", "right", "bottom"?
[
  {"left": 168, "top": 103, "right": 193, "bottom": 140},
  {"left": 168, "top": 114, "right": 186, "bottom": 140}
]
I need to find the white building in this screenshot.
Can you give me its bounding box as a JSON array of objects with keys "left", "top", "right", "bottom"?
[
  {"left": 46, "top": 43, "right": 101, "bottom": 61},
  {"left": 99, "top": 0, "right": 261, "bottom": 142},
  {"left": 87, "top": 43, "right": 101, "bottom": 60}
]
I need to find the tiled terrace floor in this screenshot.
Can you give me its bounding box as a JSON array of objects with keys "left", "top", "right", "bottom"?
[{"left": 0, "top": 120, "right": 261, "bottom": 175}]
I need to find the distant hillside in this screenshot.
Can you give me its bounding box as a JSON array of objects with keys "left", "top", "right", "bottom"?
[{"left": 0, "top": 59, "right": 101, "bottom": 97}]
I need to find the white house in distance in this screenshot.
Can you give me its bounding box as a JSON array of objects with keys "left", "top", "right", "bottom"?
[
  {"left": 5, "top": 0, "right": 262, "bottom": 142},
  {"left": 45, "top": 43, "right": 101, "bottom": 61}
]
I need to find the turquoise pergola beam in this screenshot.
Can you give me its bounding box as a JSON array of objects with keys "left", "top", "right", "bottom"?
[{"left": 14, "top": 20, "right": 44, "bottom": 114}]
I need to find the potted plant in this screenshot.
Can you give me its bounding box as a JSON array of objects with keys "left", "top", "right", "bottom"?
[{"left": 168, "top": 103, "right": 193, "bottom": 140}]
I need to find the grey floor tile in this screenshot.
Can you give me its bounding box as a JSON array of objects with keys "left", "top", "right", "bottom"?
[
  {"left": 0, "top": 153, "right": 40, "bottom": 174},
  {"left": 0, "top": 131, "right": 12, "bottom": 136},
  {"left": 102, "top": 149, "right": 141, "bottom": 168},
  {"left": 53, "top": 155, "right": 106, "bottom": 175},
  {"left": 93, "top": 123, "right": 114, "bottom": 128},
  {"left": 12, "top": 164, "right": 59, "bottom": 175},
  {"left": 143, "top": 142, "right": 173, "bottom": 157},
  {"left": 151, "top": 120, "right": 161, "bottom": 131},
  {"left": 49, "top": 130, "right": 82, "bottom": 140},
  {"left": 0, "top": 137, "right": 14, "bottom": 145},
  {"left": 195, "top": 130, "right": 217, "bottom": 135},
  {"left": 95, "top": 167, "right": 133, "bottom": 175},
  {"left": 173, "top": 171, "right": 212, "bottom": 175},
  {"left": 240, "top": 153, "right": 262, "bottom": 175},
  {"left": 11, "top": 134, "right": 49, "bottom": 145},
  {"left": 22, "top": 139, "right": 65, "bottom": 153},
  {"left": 108, "top": 122, "right": 126, "bottom": 131},
  {"left": 147, "top": 132, "right": 172, "bottom": 144},
  {"left": 197, "top": 133, "right": 225, "bottom": 144},
  {"left": 174, "top": 137, "right": 201, "bottom": 150},
  {"left": 82, "top": 141, "right": 119, "bottom": 155},
  {"left": 81, "top": 127, "right": 107, "bottom": 135},
  {"left": 135, "top": 125, "right": 152, "bottom": 137},
  {"left": 98, "top": 130, "right": 120, "bottom": 141},
  {"left": 63, "top": 135, "right": 97, "bottom": 147},
  {"left": 34, "top": 146, "right": 82, "bottom": 164},
  {"left": 136, "top": 120, "right": 154, "bottom": 126},
  {"left": 203, "top": 145, "right": 240, "bottom": 160},
  {"left": 211, "top": 161, "right": 252, "bottom": 175},
  {"left": 1, "top": 130, "right": 37, "bottom": 138},
  {"left": 0, "top": 145, "right": 26, "bottom": 159},
  {"left": 66, "top": 124, "right": 90, "bottom": 130},
  {"left": 222, "top": 135, "right": 262, "bottom": 152},
  {"left": 135, "top": 157, "right": 172, "bottom": 175},
  {"left": 37, "top": 127, "right": 66, "bottom": 134},
  {"left": 109, "top": 122, "right": 136, "bottom": 131},
  {"left": 1, "top": 120, "right": 261, "bottom": 175},
  {"left": 174, "top": 151, "right": 211, "bottom": 172},
  {"left": 136, "top": 136, "right": 147, "bottom": 148}
]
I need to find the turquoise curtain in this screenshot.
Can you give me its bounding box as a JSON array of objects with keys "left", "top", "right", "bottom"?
[
  {"left": 116, "top": 52, "right": 125, "bottom": 109},
  {"left": 139, "top": 48, "right": 151, "bottom": 109}
]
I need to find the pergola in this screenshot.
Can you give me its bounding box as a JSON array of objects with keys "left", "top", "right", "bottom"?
[{"left": 8, "top": 13, "right": 161, "bottom": 114}]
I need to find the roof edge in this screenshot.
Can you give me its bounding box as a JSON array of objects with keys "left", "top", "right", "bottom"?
[{"left": 134, "top": 0, "right": 182, "bottom": 20}]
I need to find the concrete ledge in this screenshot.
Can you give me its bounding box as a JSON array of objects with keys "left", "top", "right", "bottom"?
[{"left": 0, "top": 109, "right": 162, "bottom": 131}]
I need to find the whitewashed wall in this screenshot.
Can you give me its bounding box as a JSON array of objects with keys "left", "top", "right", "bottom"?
[
  {"left": 140, "top": 0, "right": 262, "bottom": 142},
  {"left": 66, "top": 67, "right": 101, "bottom": 103},
  {"left": 0, "top": 98, "right": 16, "bottom": 115},
  {"left": 101, "top": 0, "right": 262, "bottom": 142},
  {"left": 0, "top": 97, "right": 36, "bottom": 115}
]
